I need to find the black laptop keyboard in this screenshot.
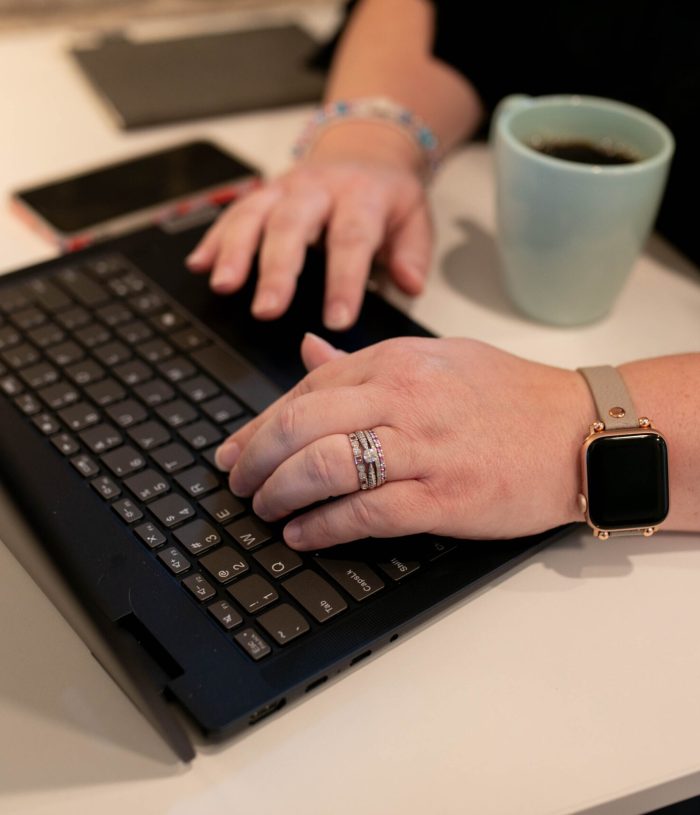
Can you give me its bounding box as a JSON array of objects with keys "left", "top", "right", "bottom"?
[{"left": 0, "top": 253, "right": 456, "bottom": 662}]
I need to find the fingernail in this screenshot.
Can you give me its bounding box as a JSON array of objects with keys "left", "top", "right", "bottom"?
[
  {"left": 215, "top": 441, "right": 240, "bottom": 471},
  {"left": 325, "top": 301, "right": 351, "bottom": 331},
  {"left": 284, "top": 520, "right": 302, "bottom": 546},
  {"left": 186, "top": 249, "right": 206, "bottom": 267},
  {"left": 252, "top": 290, "right": 279, "bottom": 316},
  {"left": 304, "top": 332, "right": 338, "bottom": 352},
  {"left": 210, "top": 266, "right": 235, "bottom": 291}
]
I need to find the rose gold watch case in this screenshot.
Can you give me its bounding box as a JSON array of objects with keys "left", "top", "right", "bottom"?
[{"left": 578, "top": 423, "right": 669, "bottom": 540}]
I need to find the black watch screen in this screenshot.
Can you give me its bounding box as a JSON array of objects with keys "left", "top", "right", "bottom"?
[{"left": 586, "top": 432, "right": 669, "bottom": 530}]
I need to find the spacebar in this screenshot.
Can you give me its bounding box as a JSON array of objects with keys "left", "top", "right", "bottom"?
[{"left": 191, "top": 344, "right": 282, "bottom": 414}]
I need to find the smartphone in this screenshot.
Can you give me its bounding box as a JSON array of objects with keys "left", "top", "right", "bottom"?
[{"left": 11, "top": 140, "right": 260, "bottom": 251}]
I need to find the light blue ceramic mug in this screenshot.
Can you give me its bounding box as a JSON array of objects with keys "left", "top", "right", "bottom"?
[{"left": 491, "top": 95, "right": 674, "bottom": 325}]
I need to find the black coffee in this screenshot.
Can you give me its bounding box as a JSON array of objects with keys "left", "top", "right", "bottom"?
[{"left": 529, "top": 138, "right": 641, "bottom": 165}]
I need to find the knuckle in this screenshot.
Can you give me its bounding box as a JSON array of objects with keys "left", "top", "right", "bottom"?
[
  {"left": 328, "top": 217, "right": 374, "bottom": 249},
  {"left": 277, "top": 401, "right": 300, "bottom": 445},
  {"left": 347, "top": 493, "right": 374, "bottom": 532},
  {"left": 305, "top": 444, "right": 334, "bottom": 491}
]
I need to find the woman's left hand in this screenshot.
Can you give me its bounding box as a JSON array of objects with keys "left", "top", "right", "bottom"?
[{"left": 215, "top": 334, "right": 594, "bottom": 550}]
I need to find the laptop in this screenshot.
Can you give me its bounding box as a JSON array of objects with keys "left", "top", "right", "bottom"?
[{"left": 0, "top": 215, "right": 569, "bottom": 761}]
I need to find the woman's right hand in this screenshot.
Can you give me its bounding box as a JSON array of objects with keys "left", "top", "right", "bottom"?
[{"left": 185, "top": 123, "right": 434, "bottom": 331}]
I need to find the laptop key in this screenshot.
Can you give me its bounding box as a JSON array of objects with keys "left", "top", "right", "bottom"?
[
  {"left": 10, "top": 307, "right": 46, "bottom": 330},
  {"left": 14, "top": 392, "right": 42, "bottom": 415},
  {"left": 156, "top": 398, "right": 198, "bottom": 428},
  {"left": 157, "top": 547, "right": 190, "bottom": 575},
  {"left": 227, "top": 574, "right": 278, "bottom": 614},
  {"left": 200, "top": 547, "right": 249, "bottom": 583},
  {"left": 258, "top": 604, "right": 310, "bottom": 646},
  {"left": 0, "top": 324, "right": 21, "bottom": 350},
  {"left": 94, "top": 341, "right": 131, "bottom": 367},
  {"left": 114, "top": 359, "right": 152, "bottom": 386},
  {"left": 150, "top": 442, "right": 194, "bottom": 474},
  {"left": 1, "top": 374, "right": 23, "bottom": 397},
  {"left": 157, "top": 356, "right": 196, "bottom": 383},
  {"left": 70, "top": 453, "right": 99, "bottom": 478},
  {"left": 315, "top": 558, "right": 385, "bottom": 602},
  {"left": 20, "top": 362, "right": 59, "bottom": 389},
  {"left": 150, "top": 493, "right": 196, "bottom": 528},
  {"left": 133, "top": 378, "right": 174, "bottom": 407},
  {"left": 201, "top": 394, "right": 245, "bottom": 425},
  {"left": 198, "top": 490, "right": 245, "bottom": 524},
  {"left": 105, "top": 398, "right": 148, "bottom": 428},
  {"left": 173, "top": 519, "right": 220, "bottom": 555},
  {"left": 178, "top": 375, "right": 218, "bottom": 403},
  {"left": 283, "top": 570, "right": 348, "bottom": 623},
  {"left": 112, "top": 498, "right": 143, "bottom": 524},
  {"left": 32, "top": 412, "right": 60, "bottom": 435},
  {"left": 234, "top": 628, "right": 271, "bottom": 661},
  {"left": 58, "top": 401, "right": 100, "bottom": 431},
  {"left": 174, "top": 465, "right": 219, "bottom": 498},
  {"left": 27, "top": 321, "right": 65, "bottom": 348},
  {"left": 24, "top": 278, "right": 72, "bottom": 312},
  {"left": 2, "top": 342, "right": 40, "bottom": 369},
  {"left": 208, "top": 600, "right": 243, "bottom": 631},
  {"left": 45, "top": 340, "right": 84, "bottom": 367},
  {"left": 55, "top": 306, "right": 90, "bottom": 331},
  {"left": 227, "top": 516, "right": 272, "bottom": 551},
  {"left": 91, "top": 476, "right": 121, "bottom": 500},
  {"left": 38, "top": 380, "right": 80, "bottom": 409},
  {"left": 254, "top": 542, "right": 302, "bottom": 579},
  {"left": 115, "top": 320, "right": 153, "bottom": 345},
  {"left": 137, "top": 338, "right": 174, "bottom": 364},
  {"left": 375, "top": 556, "right": 421, "bottom": 581},
  {"left": 124, "top": 468, "right": 170, "bottom": 503},
  {"left": 127, "top": 420, "right": 170, "bottom": 450},
  {"left": 79, "top": 422, "right": 122, "bottom": 454},
  {"left": 171, "top": 327, "right": 209, "bottom": 351},
  {"left": 83, "top": 377, "right": 125, "bottom": 407},
  {"left": 182, "top": 574, "right": 216, "bottom": 603},
  {"left": 50, "top": 432, "right": 79, "bottom": 456},
  {"left": 65, "top": 358, "right": 105, "bottom": 386},
  {"left": 56, "top": 268, "right": 110, "bottom": 307},
  {"left": 95, "top": 301, "right": 133, "bottom": 326},
  {"left": 74, "top": 322, "right": 111, "bottom": 348},
  {"left": 177, "top": 419, "right": 221, "bottom": 450},
  {"left": 101, "top": 444, "right": 146, "bottom": 477},
  {"left": 134, "top": 521, "right": 166, "bottom": 549}
]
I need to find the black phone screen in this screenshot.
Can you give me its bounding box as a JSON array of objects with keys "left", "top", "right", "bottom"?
[{"left": 16, "top": 141, "right": 256, "bottom": 233}]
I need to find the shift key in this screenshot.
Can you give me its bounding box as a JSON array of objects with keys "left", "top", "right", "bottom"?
[{"left": 315, "top": 558, "right": 384, "bottom": 602}]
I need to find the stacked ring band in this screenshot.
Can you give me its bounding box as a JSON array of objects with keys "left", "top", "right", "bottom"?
[{"left": 348, "top": 429, "right": 386, "bottom": 490}]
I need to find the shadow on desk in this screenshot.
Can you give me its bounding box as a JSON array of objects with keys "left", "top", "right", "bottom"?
[{"left": 440, "top": 217, "right": 524, "bottom": 320}]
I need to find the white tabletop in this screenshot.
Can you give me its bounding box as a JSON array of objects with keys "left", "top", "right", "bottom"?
[{"left": 2, "top": 8, "right": 700, "bottom": 815}]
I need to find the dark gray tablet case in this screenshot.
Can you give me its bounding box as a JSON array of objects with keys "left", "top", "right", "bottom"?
[{"left": 71, "top": 24, "right": 326, "bottom": 130}]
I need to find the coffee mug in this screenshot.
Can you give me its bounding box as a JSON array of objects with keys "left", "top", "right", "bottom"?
[{"left": 491, "top": 94, "right": 674, "bottom": 325}]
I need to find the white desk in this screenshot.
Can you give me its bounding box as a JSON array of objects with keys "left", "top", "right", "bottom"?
[{"left": 2, "top": 8, "right": 700, "bottom": 815}]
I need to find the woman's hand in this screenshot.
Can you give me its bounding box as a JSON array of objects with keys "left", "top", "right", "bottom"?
[
  {"left": 215, "top": 334, "right": 595, "bottom": 550},
  {"left": 185, "top": 124, "right": 433, "bottom": 331}
]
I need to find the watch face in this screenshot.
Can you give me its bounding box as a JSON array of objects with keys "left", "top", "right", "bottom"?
[{"left": 586, "top": 432, "right": 669, "bottom": 530}]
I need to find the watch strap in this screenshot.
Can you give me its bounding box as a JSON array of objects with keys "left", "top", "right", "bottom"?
[{"left": 577, "top": 365, "right": 638, "bottom": 430}]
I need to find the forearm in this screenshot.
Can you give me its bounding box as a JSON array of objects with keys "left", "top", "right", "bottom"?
[
  {"left": 617, "top": 354, "right": 700, "bottom": 531},
  {"left": 309, "top": 0, "right": 483, "bottom": 170}
]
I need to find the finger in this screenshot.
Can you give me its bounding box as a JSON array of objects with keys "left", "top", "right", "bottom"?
[
  {"left": 252, "top": 426, "right": 413, "bottom": 522},
  {"left": 283, "top": 480, "right": 438, "bottom": 550},
  {"left": 185, "top": 217, "right": 226, "bottom": 272},
  {"left": 215, "top": 342, "right": 379, "bottom": 469},
  {"left": 323, "top": 192, "right": 388, "bottom": 330},
  {"left": 207, "top": 186, "right": 283, "bottom": 293},
  {"left": 300, "top": 332, "right": 346, "bottom": 372},
  {"left": 227, "top": 383, "right": 386, "bottom": 497},
  {"left": 250, "top": 188, "right": 332, "bottom": 319},
  {"left": 385, "top": 202, "right": 433, "bottom": 295}
]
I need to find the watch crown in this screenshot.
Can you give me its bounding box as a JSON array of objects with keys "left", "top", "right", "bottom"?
[{"left": 639, "top": 417, "right": 651, "bottom": 428}]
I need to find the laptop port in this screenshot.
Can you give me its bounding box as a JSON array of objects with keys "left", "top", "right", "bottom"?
[
  {"left": 249, "top": 697, "right": 286, "bottom": 725},
  {"left": 305, "top": 675, "right": 328, "bottom": 693},
  {"left": 350, "top": 650, "right": 372, "bottom": 666}
]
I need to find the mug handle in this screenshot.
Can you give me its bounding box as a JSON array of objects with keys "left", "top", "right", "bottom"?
[{"left": 489, "top": 94, "right": 533, "bottom": 145}]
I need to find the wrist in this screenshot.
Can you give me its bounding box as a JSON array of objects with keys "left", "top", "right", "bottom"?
[{"left": 300, "top": 116, "right": 430, "bottom": 178}]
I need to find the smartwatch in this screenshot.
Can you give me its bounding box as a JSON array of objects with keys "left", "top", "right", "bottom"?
[{"left": 577, "top": 365, "right": 669, "bottom": 540}]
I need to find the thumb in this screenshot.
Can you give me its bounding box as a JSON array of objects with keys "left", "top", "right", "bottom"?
[{"left": 301, "top": 332, "right": 346, "bottom": 371}]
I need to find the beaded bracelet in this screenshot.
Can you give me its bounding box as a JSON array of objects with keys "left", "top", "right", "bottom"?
[{"left": 292, "top": 97, "right": 441, "bottom": 178}]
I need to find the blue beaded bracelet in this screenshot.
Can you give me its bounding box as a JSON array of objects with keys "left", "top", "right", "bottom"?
[{"left": 293, "top": 97, "right": 441, "bottom": 178}]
